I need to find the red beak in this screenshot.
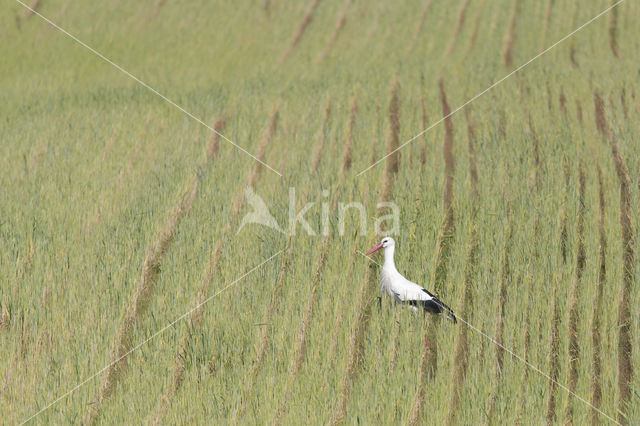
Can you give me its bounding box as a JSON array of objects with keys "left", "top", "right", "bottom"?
[{"left": 366, "top": 243, "right": 383, "bottom": 256}]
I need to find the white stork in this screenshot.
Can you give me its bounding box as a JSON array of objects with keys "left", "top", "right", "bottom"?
[{"left": 366, "top": 237, "right": 457, "bottom": 323}]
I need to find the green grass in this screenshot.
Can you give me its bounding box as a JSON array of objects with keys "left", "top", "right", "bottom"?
[{"left": 1, "top": 0, "right": 639, "bottom": 424}]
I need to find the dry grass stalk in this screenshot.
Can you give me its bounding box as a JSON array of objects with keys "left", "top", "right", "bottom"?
[
  {"left": 247, "top": 105, "right": 280, "bottom": 189},
  {"left": 88, "top": 177, "right": 200, "bottom": 424},
  {"left": 440, "top": 79, "right": 455, "bottom": 211},
  {"left": 11, "top": 240, "right": 35, "bottom": 296},
  {"left": 559, "top": 89, "right": 568, "bottom": 117},
  {"left": 316, "top": 0, "right": 350, "bottom": 63},
  {"left": 594, "top": 92, "right": 633, "bottom": 424},
  {"left": 445, "top": 229, "right": 477, "bottom": 426},
  {"left": 405, "top": 0, "right": 434, "bottom": 56},
  {"left": 590, "top": 166, "right": 606, "bottom": 425},
  {"left": 150, "top": 0, "right": 166, "bottom": 19},
  {"left": 328, "top": 255, "right": 376, "bottom": 426},
  {"left": 568, "top": 5, "right": 579, "bottom": 68},
  {"left": 564, "top": 163, "right": 586, "bottom": 423},
  {"left": 407, "top": 314, "right": 437, "bottom": 426},
  {"left": 545, "top": 278, "right": 562, "bottom": 424},
  {"left": 609, "top": 1, "right": 619, "bottom": 58},
  {"left": 23, "top": 0, "right": 41, "bottom": 18},
  {"left": 153, "top": 106, "right": 282, "bottom": 422},
  {"left": 408, "top": 80, "right": 458, "bottom": 426},
  {"left": 150, "top": 120, "right": 227, "bottom": 424},
  {"left": 445, "top": 0, "right": 471, "bottom": 57},
  {"left": 280, "top": 0, "right": 322, "bottom": 63},
  {"left": 272, "top": 237, "right": 330, "bottom": 425},
  {"left": 465, "top": 0, "right": 486, "bottom": 58},
  {"left": 311, "top": 99, "right": 332, "bottom": 172},
  {"left": 241, "top": 127, "right": 319, "bottom": 420},
  {"left": 576, "top": 99, "right": 583, "bottom": 125},
  {"left": 465, "top": 108, "right": 478, "bottom": 197},
  {"left": 234, "top": 240, "right": 296, "bottom": 421},
  {"left": 329, "top": 83, "right": 401, "bottom": 426},
  {"left": 205, "top": 119, "right": 226, "bottom": 163},
  {"left": 528, "top": 114, "right": 542, "bottom": 192},
  {"left": 514, "top": 214, "right": 541, "bottom": 424},
  {"left": 619, "top": 88, "right": 629, "bottom": 120},
  {"left": 539, "top": 0, "right": 555, "bottom": 50},
  {"left": 383, "top": 80, "right": 400, "bottom": 188},
  {"left": 444, "top": 112, "right": 479, "bottom": 424},
  {"left": 502, "top": 0, "right": 520, "bottom": 68},
  {"left": 486, "top": 210, "right": 513, "bottom": 424},
  {"left": 0, "top": 304, "right": 10, "bottom": 330},
  {"left": 560, "top": 155, "right": 570, "bottom": 263},
  {"left": 387, "top": 309, "right": 402, "bottom": 375},
  {"left": 343, "top": 92, "right": 359, "bottom": 173},
  {"left": 420, "top": 93, "right": 428, "bottom": 166}
]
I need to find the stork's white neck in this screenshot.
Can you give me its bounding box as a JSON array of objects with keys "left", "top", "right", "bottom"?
[{"left": 383, "top": 245, "right": 396, "bottom": 271}]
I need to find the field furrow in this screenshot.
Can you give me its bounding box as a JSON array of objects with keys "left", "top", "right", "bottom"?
[
  {"left": 280, "top": 0, "right": 323, "bottom": 63},
  {"left": 590, "top": 165, "right": 607, "bottom": 425},
  {"left": 564, "top": 164, "right": 586, "bottom": 423},
  {"left": 407, "top": 79, "right": 456, "bottom": 426},
  {"left": 595, "top": 91, "right": 634, "bottom": 425},
  {"left": 329, "top": 81, "right": 399, "bottom": 426}
]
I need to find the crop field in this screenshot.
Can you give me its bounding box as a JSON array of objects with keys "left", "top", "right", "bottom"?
[{"left": 2, "top": 0, "right": 640, "bottom": 424}]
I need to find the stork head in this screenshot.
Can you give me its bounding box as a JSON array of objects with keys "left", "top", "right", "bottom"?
[{"left": 366, "top": 237, "right": 395, "bottom": 255}]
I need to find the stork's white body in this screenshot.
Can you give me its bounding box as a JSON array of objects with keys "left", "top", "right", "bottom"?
[
  {"left": 369, "top": 237, "right": 456, "bottom": 322},
  {"left": 379, "top": 244, "right": 432, "bottom": 303}
]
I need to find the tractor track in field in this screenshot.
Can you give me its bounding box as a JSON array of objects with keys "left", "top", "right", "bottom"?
[
  {"left": 595, "top": 92, "right": 634, "bottom": 425},
  {"left": 485, "top": 208, "right": 513, "bottom": 425},
  {"left": 280, "top": 0, "right": 323, "bottom": 63},
  {"left": 545, "top": 273, "right": 562, "bottom": 423},
  {"left": 86, "top": 118, "right": 225, "bottom": 423},
  {"left": 311, "top": 99, "right": 333, "bottom": 172},
  {"left": 576, "top": 99, "right": 584, "bottom": 125},
  {"left": 560, "top": 156, "right": 571, "bottom": 264},
  {"left": 608, "top": 0, "right": 619, "bottom": 58},
  {"left": 564, "top": 163, "right": 586, "bottom": 424},
  {"left": 342, "top": 92, "right": 359, "bottom": 173},
  {"left": 22, "top": 0, "right": 42, "bottom": 19},
  {"left": 272, "top": 99, "right": 341, "bottom": 426},
  {"left": 559, "top": 89, "right": 568, "bottom": 117},
  {"left": 502, "top": 0, "right": 520, "bottom": 68},
  {"left": 150, "top": 0, "right": 166, "bottom": 19},
  {"left": 445, "top": 0, "right": 471, "bottom": 57},
  {"left": 152, "top": 107, "right": 280, "bottom": 424},
  {"left": 329, "top": 80, "right": 400, "bottom": 426},
  {"left": 514, "top": 216, "right": 541, "bottom": 424},
  {"left": 528, "top": 114, "right": 543, "bottom": 192},
  {"left": 236, "top": 100, "right": 331, "bottom": 421},
  {"left": 569, "top": 5, "right": 580, "bottom": 68},
  {"left": 85, "top": 132, "right": 149, "bottom": 236},
  {"left": 515, "top": 92, "right": 545, "bottom": 422},
  {"left": 324, "top": 94, "right": 362, "bottom": 371},
  {"left": 619, "top": 88, "right": 629, "bottom": 121},
  {"left": 407, "top": 79, "right": 456, "bottom": 426},
  {"left": 315, "top": 0, "right": 350, "bottom": 63},
  {"left": 540, "top": 0, "right": 555, "bottom": 50},
  {"left": 0, "top": 239, "right": 35, "bottom": 360},
  {"left": 465, "top": 0, "right": 486, "bottom": 59},
  {"left": 590, "top": 166, "right": 607, "bottom": 425},
  {"left": 419, "top": 88, "right": 429, "bottom": 167},
  {"left": 545, "top": 152, "right": 571, "bottom": 423},
  {"left": 405, "top": 0, "right": 434, "bottom": 56},
  {"left": 445, "top": 106, "right": 479, "bottom": 426}
]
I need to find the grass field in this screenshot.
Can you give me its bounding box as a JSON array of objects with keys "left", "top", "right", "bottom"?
[{"left": 1, "top": 0, "right": 639, "bottom": 424}]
